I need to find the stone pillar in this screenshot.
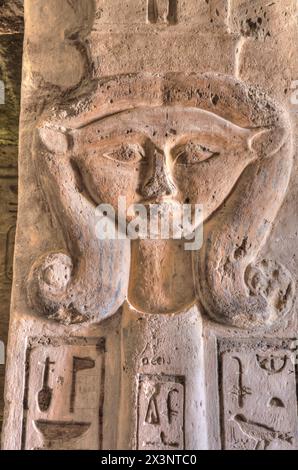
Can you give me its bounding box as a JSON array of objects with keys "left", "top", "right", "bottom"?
[
  {"left": 2, "top": 0, "right": 298, "bottom": 451},
  {"left": 119, "top": 304, "right": 207, "bottom": 450}
]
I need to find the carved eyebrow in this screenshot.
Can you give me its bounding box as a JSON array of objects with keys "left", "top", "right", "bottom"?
[
  {"left": 74, "top": 109, "right": 132, "bottom": 130},
  {"left": 75, "top": 127, "right": 147, "bottom": 141},
  {"left": 176, "top": 142, "right": 217, "bottom": 154},
  {"left": 71, "top": 129, "right": 150, "bottom": 155}
]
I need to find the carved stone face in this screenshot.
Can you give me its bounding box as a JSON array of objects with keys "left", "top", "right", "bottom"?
[
  {"left": 72, "top": 106, "right": 256, "bottom": 226},
  {"left": 31, "top": 73, "right": 294, "bottom": 328}
]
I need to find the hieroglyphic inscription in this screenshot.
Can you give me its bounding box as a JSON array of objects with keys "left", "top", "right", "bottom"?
[
  {"left": 22, "top": 337, "right": 105, "bottom": 450},
  {"left": 256, "top": 355, "right": 288, "bottom": 375},
  {"left": 70, "top": 357, "right": 95, "bottom": 413},
  {"left": 38, "top": 357, "right": 55, "bottom": 412},
  {"left": 137, "top": 374, "right": 185, "bottom": 450},
  {"left": 231, "top": 356, "right": 252, "bottom": 408},
  {"left": 147, "top": 0, "right": 177, "bottom": 25},
  {"left": 218, "top": 339, "right": 298, "bottom": 450}
]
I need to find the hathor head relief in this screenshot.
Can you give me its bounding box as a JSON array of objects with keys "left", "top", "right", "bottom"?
[{"left": 28, "top": 73, "right": 294, "bottom": 329}]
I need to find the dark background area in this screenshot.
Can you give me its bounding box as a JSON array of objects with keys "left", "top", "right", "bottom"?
[{"left": 0, "top": 0, "right": 23, "bottom": 441}]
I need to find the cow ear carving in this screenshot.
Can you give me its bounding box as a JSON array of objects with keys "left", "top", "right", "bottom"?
[
  {"left": 249, "top": 126, "right": 287, "bottom": 158},
  {"left": 38, "top": 126, "right": 69, "bottom": 154}
]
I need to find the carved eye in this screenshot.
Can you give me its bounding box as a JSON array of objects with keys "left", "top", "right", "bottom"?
[
  {"left": 174, "top": 142, "right": 219, "bottom": 165},
  {"left": 103, "top": 144, "right": 145, "bottom": 164}
]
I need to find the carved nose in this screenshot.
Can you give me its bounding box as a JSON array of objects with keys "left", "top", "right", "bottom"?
[{"left": 141, "top": 149, "right": 176, "bottom": 200}]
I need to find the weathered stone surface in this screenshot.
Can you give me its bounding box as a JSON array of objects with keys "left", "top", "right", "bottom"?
[
  {"left": 1, "top": 0, "right": 298, "bottom": 450},
  {"left": 229, "top": 0, "right": 296, "bottom": 38},
  {"left": 24, "top": 0, "right": 94, "bottom": 89},
  {"left": 94, "top": 0, "right": 229, "bottom": 29}
]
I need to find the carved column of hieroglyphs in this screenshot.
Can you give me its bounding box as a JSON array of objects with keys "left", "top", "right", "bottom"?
[
  {"left": 22, "top": 337, "right": 106, "bottom": 450},
  {"left": 217, "top": 339, "right": 298, "bottom": 450},
  {"left": 2, "top": 0, "right": 298, "bottom": 450},
  {"left": 120, "top": 305, "right": 206, "bottom": 450}
]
